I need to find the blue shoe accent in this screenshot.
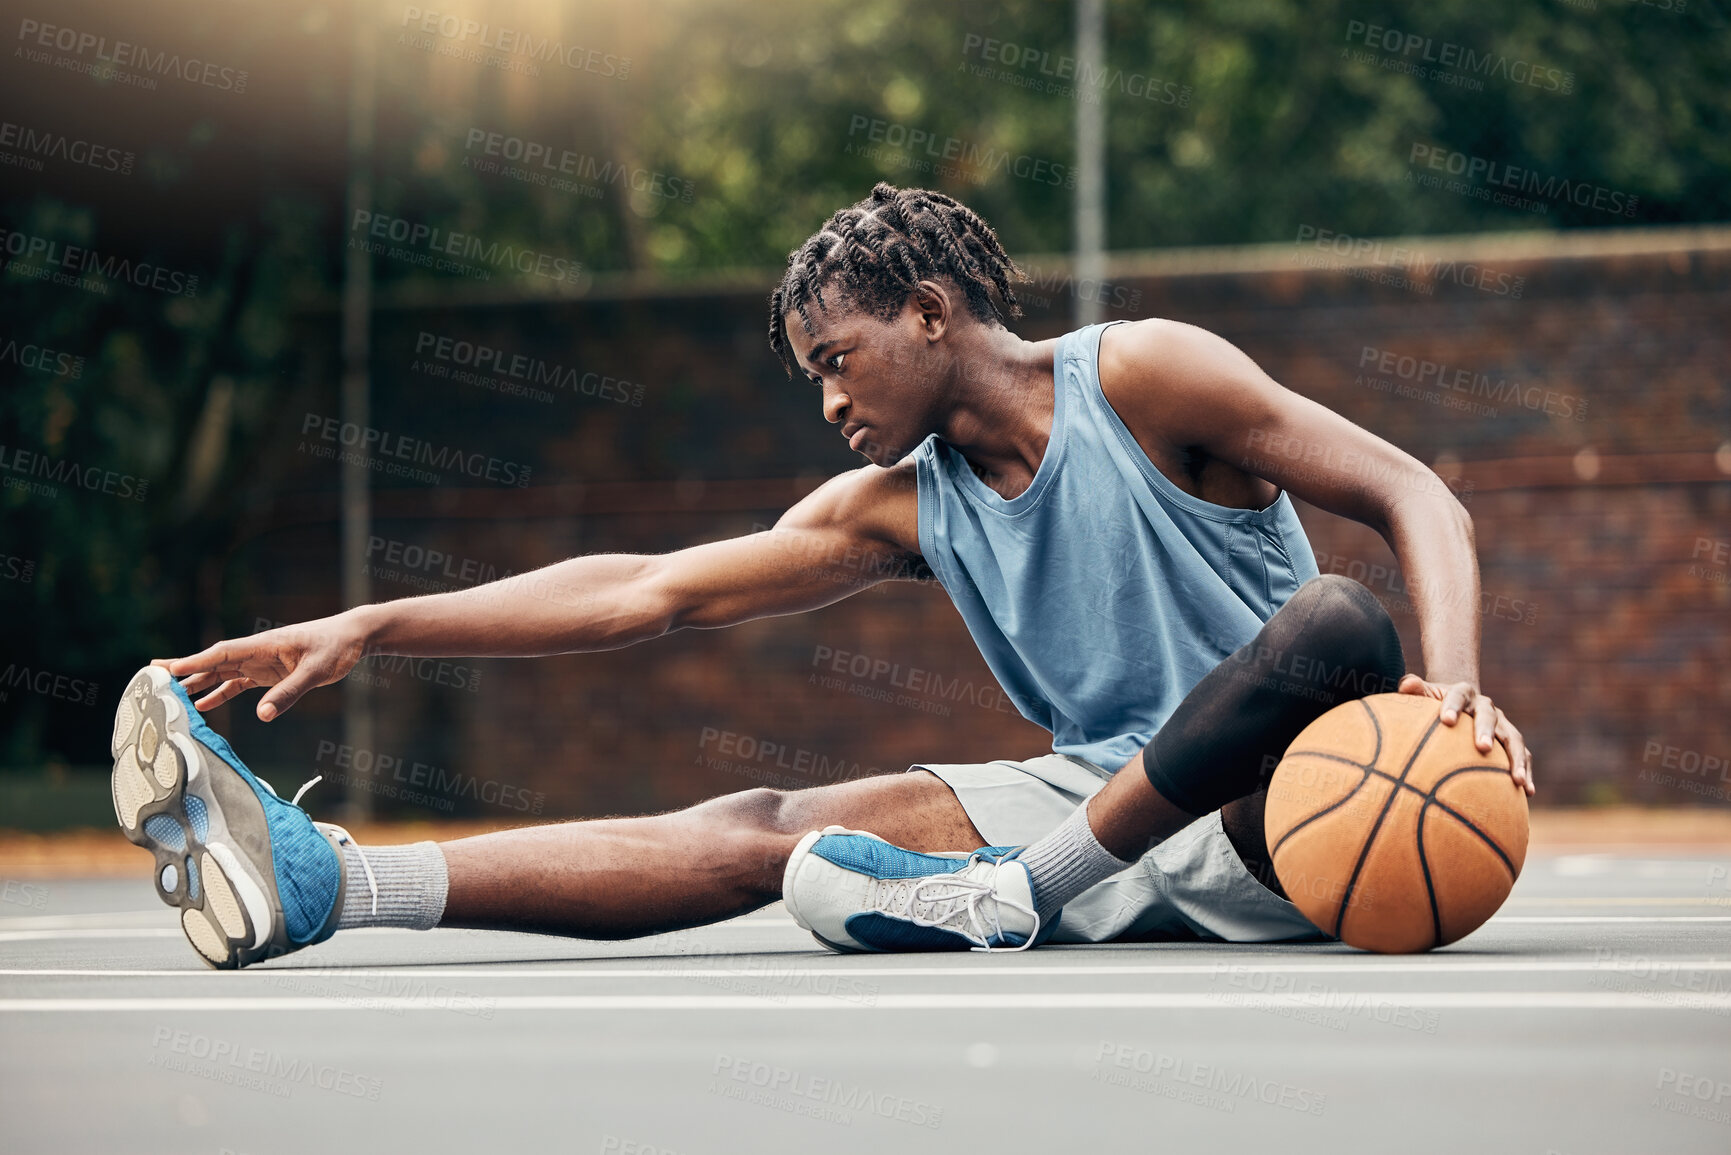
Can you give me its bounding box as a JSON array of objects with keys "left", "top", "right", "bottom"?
[
  {"left": 182, "top": 794, "right": 209, "bottom": 841},
  {"left": 810, "top": 833, "right": 972, "bottom": 880},
  {"left": 185, "top": 855, "right": 201, "bottom": 902},
  {"left": 842, "top": 911, "right": 1030, "bottom": 952},
  {"left": 164, "top": 679, "right": 341, "bottom": 946},
  {"left": 144, "top": 814, "right": 186, "bottom": 854}
]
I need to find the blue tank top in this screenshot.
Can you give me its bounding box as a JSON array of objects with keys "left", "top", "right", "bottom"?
[{"left": 912, "top": 320, "right": 1320, "bottom": 773}]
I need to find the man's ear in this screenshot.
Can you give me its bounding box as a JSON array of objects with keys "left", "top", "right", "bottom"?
[{"left": 913, "top": 280, "right": 950, "bottom": 343}]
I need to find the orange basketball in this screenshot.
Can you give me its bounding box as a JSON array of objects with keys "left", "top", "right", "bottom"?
[{"left": 1264, "top": 692, "right": 1529, "bottom": 953}]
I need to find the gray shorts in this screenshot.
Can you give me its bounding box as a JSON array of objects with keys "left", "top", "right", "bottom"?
[{"left": 916, "top": 754, "right": 1328, "bottom": 945}]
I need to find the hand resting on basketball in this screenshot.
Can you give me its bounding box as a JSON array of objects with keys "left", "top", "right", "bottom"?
[{"left": 1396, "top": 673, "right": 1534, "bottom": 796}]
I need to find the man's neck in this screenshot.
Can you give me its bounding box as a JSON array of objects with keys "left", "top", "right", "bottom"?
[{"left": 934, "top": 327, "right": 1058, "bottom": 500}]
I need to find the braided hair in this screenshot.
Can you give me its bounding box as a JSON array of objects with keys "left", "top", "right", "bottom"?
[{"left": 768, "top": 182, "right": 1024, "bottom": 377}]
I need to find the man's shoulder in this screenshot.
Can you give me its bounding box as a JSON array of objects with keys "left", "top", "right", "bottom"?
[
  {"left": 781, "top": 462, "right": 921, "bottom": 557},
  {"left": 1097, "top": 318, "right": 1271, "bottom": 441},
  {"left": 1096, "top": 318, "right": 1223, "bottom": 388}
]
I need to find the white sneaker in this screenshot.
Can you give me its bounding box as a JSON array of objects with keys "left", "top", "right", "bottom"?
[{"left": 782, "top": 826, "right": 1044, "bottom": 953}]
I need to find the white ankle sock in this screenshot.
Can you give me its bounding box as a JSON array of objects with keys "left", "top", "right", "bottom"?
[
  {"left": 1017, "top": 803, "right": 1135, "bottom": 921},
  {"left": 333, "top": 842, "right": 449, "bottom": 931}
]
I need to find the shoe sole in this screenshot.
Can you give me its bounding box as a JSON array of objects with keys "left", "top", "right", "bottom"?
[{"left": 111, "top": 666, "right": 282, "bottom": 969}]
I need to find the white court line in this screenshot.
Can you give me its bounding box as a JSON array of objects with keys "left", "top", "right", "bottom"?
[
  {"left": 2, "top": 992, "right": 1729, "bottom": 1013},
  {"left": 0, "top": 912, "right": 172, "bottom": 930},
  {"left": 7, "top": 899, "right": 1725, "bottom": 928},
  {"left": 5, "top": 902, "right": 1723, "bottom": 929},
  {"left": 0, "top": 912, "right": 799, "bottom": 931},
  {"left": 0, "top": 921, "right": 796, "bottom": 944},
  {"left": 3, "top": 959, "right": 1729, "bottom": 980},
  {"left": 1506, "top": 897, "right": 1731, "bottom": 906},
  {"left": 0, "top": 927, "right": 424, "bottom": 943},
  {"left": 0, "top": 929, "right": 185, "bottom": 942},
  {"left": 4, "top": 914, "right": 1730, "bottom": 945},
  {"left": 1495, "top": 916, "right": 1731, "bottom": 923},
  {"left": 5, "top": 913, "right": 1727, "bottom": 944}
]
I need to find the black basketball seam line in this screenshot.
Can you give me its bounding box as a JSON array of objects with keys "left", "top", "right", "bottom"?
[
  {"left": 1416, "top": 798, "right": 1442, "bottom": 948},
  {"left": 1357, "top": 764, "right": 1520, "bottom": 879},
  {"left": 1362, "top": 696, "right": 1383, "bottom": 764},
  {"left": 1283, "top": 750, "right": 1374, "bottom": 767},
  {"left": 1425, "top": 800, "right": 1519, "bottom": 880},
  {"left": 1267, "top": 698, "right": 1383, "bottom": 860},
  {"left": 1276, "top": 707, "right": 1516, "bottom": 938},
  {"left": 1268, "top": 762, "right": 1373, "bottom": 859},
  {"left": 1277, "top": 739, "right": 1508, "bottom": 831},
  {"left": 1366, "top": 764, "right": 1516, "bottom": 803},
  {"left": 1290, "top": 757, "right": 1509, "bottom": 786},
  {"left": 1419, "top": 767, "right": 1522, "bottom": 879},
  {"left": 1273, "top": 758, "right": 1519, "bottom": 912},
  {"left": 1334, "top": 712, "right": 1444, "bottom": 939}
]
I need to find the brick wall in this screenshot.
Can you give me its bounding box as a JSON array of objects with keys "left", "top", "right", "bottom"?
[{"left": 234, "top": 228, "right": 1731, "bottom": 815}]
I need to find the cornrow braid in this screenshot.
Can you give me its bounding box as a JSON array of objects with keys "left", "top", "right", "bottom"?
[{"left": 768, "top": 182, "right": 1024, "bottom": 377}]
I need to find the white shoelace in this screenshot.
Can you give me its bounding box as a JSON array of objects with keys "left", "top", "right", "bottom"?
[
  {"left": 257, "top": 773, "right": 379, "bottom": 917},
  {"left": 878, "top": 856, "right": 1041, "bottom": 953}
]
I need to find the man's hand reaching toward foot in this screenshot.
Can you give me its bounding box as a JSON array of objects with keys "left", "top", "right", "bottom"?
[{"left": 158, "top": 615, "right": 370, "bottom": 721}]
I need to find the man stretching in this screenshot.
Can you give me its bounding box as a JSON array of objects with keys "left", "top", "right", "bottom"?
[{"left": 111, "top": 182, "right": 1531, "bottom": 967}]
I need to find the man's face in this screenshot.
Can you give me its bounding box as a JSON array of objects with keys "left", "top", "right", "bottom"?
[{"left": 782, "top": 292, "right": 944, "bottom": 468}]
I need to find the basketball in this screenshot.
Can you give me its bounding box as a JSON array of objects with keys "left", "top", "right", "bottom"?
[{"left": 1264, "top": 692, "right": 1529, "bottom": 953}]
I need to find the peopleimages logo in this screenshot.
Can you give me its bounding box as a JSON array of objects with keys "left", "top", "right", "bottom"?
[
  {"left": 1356, "top": 346, "right": 1588, "bottom": 421},
  {"left": 959, "top": 33, "right": 1191, "bottom": 106},
  {"left": 0, "top": 120, "right": 134, "bottom": 175},
  {"left": 413, "top": 332, "right": 644, "bottom": 407},
  {"left": 398, "top": 7, "right": 630, "bottom": 79},
  {"left": 0, "top": 664, "right": 100, "bottom": 706},
  {"left": 348, "top": 211, "right": 583, "bottom": 284},
  {"left": 15, "top": 18, "right": 249, "bottom": 93},
  {"left": 463, "top": 129, "right": 693, "bottom": 203},
  {"left": 845, "top": 115, "right": 1075, "bottom": 188},
  {"left": 298, "top": 413, "right": 532, "bottom": 487},
  {"left": 313, "top": 740, "right": 544, "bottom": 815},
  {"left": 1409, "top": 143, "right": 1638, "bottom": 217},
  {"left": 1294, "top": 225, "right": 1526, "bottom": 299},
  {"left": 1342, "top": 20, "right": 1573, "bottom": 94},
  {"left": 709, "top": 1056, "right": 943, "bottom": 1129},
  {"left": 0, "top": 227, "right": 199, "bottom": 297},
  {"left": 0, "top": 335, "right": 83, "bottom": 379},
  {"left": 0, "top": 443, "right": 149, "bottom": 501}
]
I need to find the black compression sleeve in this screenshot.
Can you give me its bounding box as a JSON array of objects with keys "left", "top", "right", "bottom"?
[{"left": 1143, "top": 576, "right": 1406, "bottom": 817}]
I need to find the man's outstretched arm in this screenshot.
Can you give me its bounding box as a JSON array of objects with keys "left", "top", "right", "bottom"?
[{"left": 163, "top": 464, "right": 921, "bottom": 720}]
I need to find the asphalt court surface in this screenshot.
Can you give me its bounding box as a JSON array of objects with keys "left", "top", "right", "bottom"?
[{"left": 4, "top": 850, "right": 1730, "bottom": 1154}]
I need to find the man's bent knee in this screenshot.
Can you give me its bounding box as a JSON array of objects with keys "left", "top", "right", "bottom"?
[
  {"left": 697, "top": 787, "right": 792, "bottom": 831},
  {"left": 774, "top": 771, "right": 986, "bottom": 850},
  {"left": 1144, "top": 576, "right": 1406, "bottom": 818},
  {"left": 1277, "top": 575, "right": 1405, "bottom": 694},
  {"left": 693, "top": 774, "right": 984, "bottom": 860}
]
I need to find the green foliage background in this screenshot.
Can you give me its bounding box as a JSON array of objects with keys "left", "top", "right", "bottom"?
[{"left": 1, "top": 0, "right": 1726, "bottom": 769}]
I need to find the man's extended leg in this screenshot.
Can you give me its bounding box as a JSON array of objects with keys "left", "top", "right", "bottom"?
[
  {"left": 783, "top": 575, "right": 1405, "bottom": 950},
  {"left": 436, "top": 773, "right": 984, "bottom": 938},
  {"left": 112, "top": 662, "right": 987, "bottom": 967}
]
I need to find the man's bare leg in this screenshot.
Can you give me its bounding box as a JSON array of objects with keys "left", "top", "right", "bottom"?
[
  {"left": 1081, "top": 747, "right": 1194, "bottom": 861},
  {"left": 438, "top": 771, "right": 984, "bottom": 938},
  {"left": 429, "top": 577, "right": 1394, "bottom": 949},
  {"left": 1082, "top": 752, "right": 1281, "bottom": 894},
  {"left": 1219, "top": 789, "right": 1282, "bottom": 896}
]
